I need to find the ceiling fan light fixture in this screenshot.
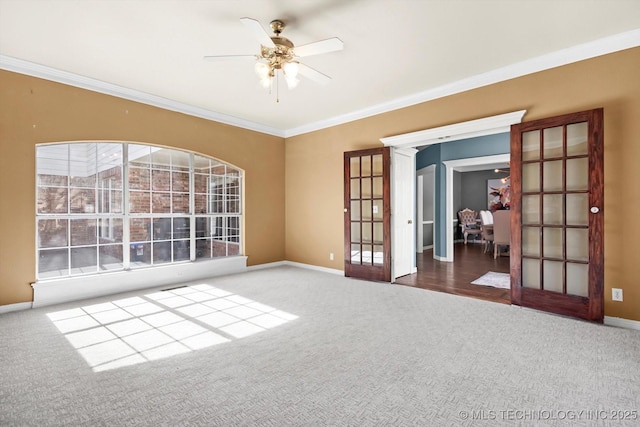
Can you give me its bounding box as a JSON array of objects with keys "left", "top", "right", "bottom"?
[
  {"left": 205, "top": 17, "right": 343, "bottom": 99},
  {"left": 255, "top": 61, "right": 270, "bottom": 78},
  {"left": 285, "top": 74, "right": 299, "bottom": 90},
  {"left": 259, "top": 75, "right": 273, "bottom": 90},
  {"left": 283, "top": 61, "right": 299, "bottom": 79}
]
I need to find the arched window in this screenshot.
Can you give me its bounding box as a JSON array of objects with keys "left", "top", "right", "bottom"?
[{"left": 36, "top": 143, "right": 242, "bottom": 279}]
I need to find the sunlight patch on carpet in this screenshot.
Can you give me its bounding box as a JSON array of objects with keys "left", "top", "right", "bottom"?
[
  {"left": 471, "top": 272, "right": 510, "bottom": 289},
  {"left": 47, "top": 284, "right": 298, "bottom": 372}
]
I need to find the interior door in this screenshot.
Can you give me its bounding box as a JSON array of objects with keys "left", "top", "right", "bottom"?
[
  {"left": 344, "top": 147, "right": 391, "bottom": 282},
  {"left": 391, "top": 147, "right": 416, "bottom": 279},
  {"left": 510, "top": 108, "right": 604, "bottom": 322}
]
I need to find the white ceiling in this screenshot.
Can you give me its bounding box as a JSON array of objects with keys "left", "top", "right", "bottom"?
[{"left": 1, "top": 0, "right": 639, "bottom": 137}]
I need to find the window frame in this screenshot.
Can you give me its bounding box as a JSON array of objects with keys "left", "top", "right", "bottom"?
[{"left": 36, "top": 142, "right": 243, "bottom": 280}]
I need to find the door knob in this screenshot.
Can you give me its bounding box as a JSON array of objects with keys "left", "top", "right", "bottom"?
[
  {"left": 408, "top": 219, "right": 413, "bottom": 224},
  {"left": 590, "top": 207, "right": 600, "bottom": 214}
]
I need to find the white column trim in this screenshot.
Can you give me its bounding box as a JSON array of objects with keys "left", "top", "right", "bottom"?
[{"left": 380, "top": 110, "right": 526, "bottom": 149}]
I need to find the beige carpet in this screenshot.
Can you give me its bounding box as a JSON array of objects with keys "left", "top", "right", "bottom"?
[{"left": 1, "top": 266, "right": 639, "bottom": 426}]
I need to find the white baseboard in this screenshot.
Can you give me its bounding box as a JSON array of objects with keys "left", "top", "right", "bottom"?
[
  {"left": 32, "top": 256, "right": 248, "bottom": 308},
  {"left": 282, "top": 261, "right": 344, "bottom": 276},
  {"left": 246, "top": 261, "right": 289, "bottom": 271},
  {"left": 604, "top": 316, "right": 640, "bottom": 331},
  {"left": 0, "top": 302, "right": 33, "bottom": 314},
  {"left": 247, "top": 261, "right": 344, "bottom": 276},
  {"left": 247, "top": 260, "right": 343, "bottom": 275}
]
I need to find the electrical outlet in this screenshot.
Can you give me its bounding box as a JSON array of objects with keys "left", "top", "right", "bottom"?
[
  {"left": 612, "top": 288, "right": 623, "bottom": 302},
  {"left": 329, "top": 252, "right": 334, "bottom": 261}
]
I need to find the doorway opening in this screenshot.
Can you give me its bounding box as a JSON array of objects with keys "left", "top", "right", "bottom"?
[
  {"left": 381, "top": 111, "right": 526, "bottom": 303},
  {"left": 397, "top": 155, "right": 512, "bottom": 304}
]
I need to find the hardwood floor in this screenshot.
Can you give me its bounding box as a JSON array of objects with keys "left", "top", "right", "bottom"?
[{"left": 394, "top": 242, "right": 511, "bottom": 304}]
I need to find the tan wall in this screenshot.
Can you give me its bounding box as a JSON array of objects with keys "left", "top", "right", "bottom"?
[
  {"left": 0, "top": 70, "right": 286, "bottom": 306},
  {"left": 285, "top": 47, "right": 640, "bottom": 321},
  {"left": 2, "top": 48, "right": 639, "bottom": 321}
]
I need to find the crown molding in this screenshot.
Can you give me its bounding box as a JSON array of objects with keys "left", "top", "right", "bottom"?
[
  {"left": 285, "top": 28, "right": 640, "bottom": 137},
  {"left": 0, "top": 55, "right": 285, "bottom": 138},
  {"left": 2, "top": 29, "right": 638, "bottom": 139}
]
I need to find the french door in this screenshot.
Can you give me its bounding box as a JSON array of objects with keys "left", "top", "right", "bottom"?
[
  {"left": 344, "top": 147, "right": 391, "bottom": 282},
  {"left": 510, "top": 108, "right": 604, "bottom": 322}
]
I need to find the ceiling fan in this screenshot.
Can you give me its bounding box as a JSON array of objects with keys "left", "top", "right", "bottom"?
[{"left": 204, "top": 17, "right": 343, "bottom": 95}]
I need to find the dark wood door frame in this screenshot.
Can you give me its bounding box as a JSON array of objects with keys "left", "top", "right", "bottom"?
[
  {"left": 510, "top": 108, "right": 604, "bottom": 322},
  {"left": 344, "top": 147, "right": 391, "bottom": 282}
]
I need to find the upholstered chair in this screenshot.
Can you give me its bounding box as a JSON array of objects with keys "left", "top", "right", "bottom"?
[
  {"left": 492, "top": 210, "right": 511, "bottom": 259},
  {"left": 458, "top": 208, "right": 481, "bottom": 244},
  {"left": 479, "top": 210, "right": 494, "bottom": 253}
]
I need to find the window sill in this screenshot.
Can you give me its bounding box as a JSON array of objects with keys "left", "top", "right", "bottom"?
[{"left": 32, "top": 256, "right": 247, "bottom": 308}]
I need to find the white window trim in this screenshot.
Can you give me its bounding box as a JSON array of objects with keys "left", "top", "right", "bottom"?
[{"left": 36, "top": 142, "right": 244, "bottom": 281}]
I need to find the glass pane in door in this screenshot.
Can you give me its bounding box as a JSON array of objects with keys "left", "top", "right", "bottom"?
[
  {"left": 522, "top": 227, "right": 540, "bottom": 257},
  {"left": 362, "top": 224, "right": 372, "bottom": 244},
  {"left": 351, "top": 223, "right": 361, "bottom": 243},
  {"left": 350, "top": 179, "right": 360, "bottom": 198},
  {"left": 566, "top": 263, "right": 588, "bottom": 297},
  {"left": 522, "top": 163, "right": 540, "bottom": 192},
  {"left": 372, "top": 177, "right": 383, "bottom": 198},
  {"left": 566, "top": 194, "right": 588, "bottom": 225},
  {"left": 542, "top": 194, "right": 563, "bottom": 225},
  {"left": 522, "top": 130, "right": 540, "bottom": 161},
  {"left": 362, "top": 200, "right": 372, "bottom": 220},
  {"left": 542, "top": 161, "right": 563, "bottom": 191},
  {"left": 542, "top": 228, "right": 563, "bottom": 259},
  {"left": 361, "top": 156, "right": 371, "bottom": 176},
  {"left": 372, "top": 154, "right": 383, "bottom": 175},
  {"left": 543, "top": 126, "right": 563, "bottom": 158},
  {"left": 522, "top": 196, "right": 539, "bottom": 224},
  {"left": 543, "top": 260, "right": 563, "bottom": 293},
  {"left": 373, "top": 222, "right": 383, "bottom": 244},
  {"left": 350, "top": 201, "right": 360, "bottom": 221},
  {"left": 361, "top": 178, "right": 372, "bottom": 198},
  {"left": 566, "top": 158, "right": 588, "bottom": 191},
  {"left": 566, "top": 122, "right": 588, "bottom": 156},
  {"left": 522, "top": 258, "right": 540, "bottom": 289},
  {"left": 351, "top": 243, "right": 361, "bottom": 264},
  {"left": 350, "top": 157, "right": 360, "bottom": 178},
  {"left": 373, "top": 245, "right": 384, "bottom": 265},
  {"left": 566, "top": 228, "right": 588, "bottom": 261}
]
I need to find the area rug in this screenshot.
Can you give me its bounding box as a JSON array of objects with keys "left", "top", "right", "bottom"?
[{"left": 471, "top": 271, "right": 510, "bottom": 289}]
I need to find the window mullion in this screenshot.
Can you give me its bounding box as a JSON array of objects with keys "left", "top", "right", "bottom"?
[
  {"left": 189, "top": 153, "right": 196, "bottom": 261},
  {"left": 223, "top": 166, "right": 228, "bottom": 256},
  {"left": 66, "top": 145, "right": 71, "bottom": 276},
  {"left": 94, "top": 144, "right": 99, "bottom": 274},
  {"left": 123, "top": 143, "right": 131, "bottom": 269}
]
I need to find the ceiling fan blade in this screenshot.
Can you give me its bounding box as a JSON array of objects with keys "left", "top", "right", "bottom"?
[
  {"left": 240, "top": 17, "right": 275, "bottom": 48},
  {"left": 298, "top": 63, "right": 331, "bottom": 85},
  {"left": 294, "top": 37, "right": 343, "bottom": 57},
  {"left": 203, "top": 55, "right": 256, "bottom": 62}
]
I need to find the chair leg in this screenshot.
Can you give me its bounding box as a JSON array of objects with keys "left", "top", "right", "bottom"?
[
  {"left": 464, "top": 231, "right": 467, "bottom": 244},
  {"left": 494, "top": 244, "right": 498, "bottom": 259}
]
